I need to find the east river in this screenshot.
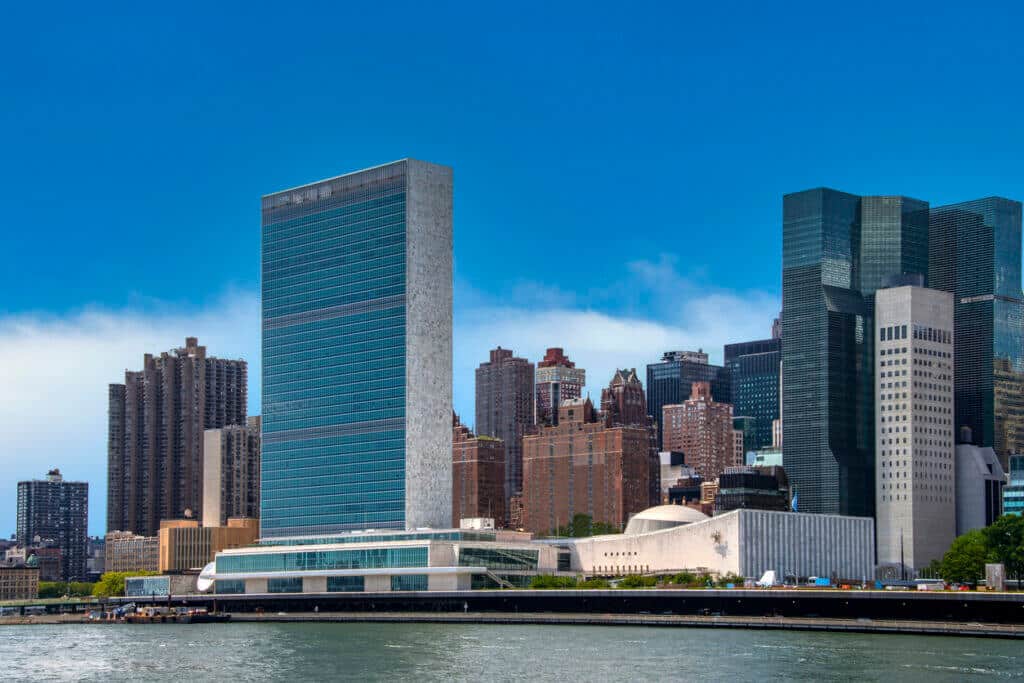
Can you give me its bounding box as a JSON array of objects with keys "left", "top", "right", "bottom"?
[{"left": 1, "top": 623, "right": 1022, "bottom": 681}]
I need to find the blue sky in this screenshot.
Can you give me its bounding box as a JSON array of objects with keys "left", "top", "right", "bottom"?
[{"left": 2, "top": 2, "right": 1023, "bottom": 535}]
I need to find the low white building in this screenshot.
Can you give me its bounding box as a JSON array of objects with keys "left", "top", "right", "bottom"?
[
  {"left": 567, "top": 506, "right": 874, "bottom": 581},
  {"left": 955, "top": 443, "right": 1006, "bottom": 535}
]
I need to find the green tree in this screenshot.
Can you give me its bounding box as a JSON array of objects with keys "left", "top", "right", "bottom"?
[
  {"left": 552, "top": 513, "right": 623, "bottom": 538},
  {"left": 37, "top": 582, "right": 64, "bottom": 599},
  {"left": 983, "top": 514, "right": 1024, "bottom": 583},
  {"left": 92, "top": 571, "right": 158, "bottom": 598},
  {"left": 939, "top": 529, "right": 990, "bottom": 585}
]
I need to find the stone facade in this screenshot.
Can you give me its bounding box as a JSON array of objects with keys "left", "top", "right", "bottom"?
[
  {"left": 203, "top": 416, "right": 261, "bottom": 527},
  {"left": 874, "top": 285, "right": 956, "bottom": 572},
  {"left": 535, "top": 348, "right": 585, "bottom": 427},
  {"left": 404, "top": 159, "right": 454, "bottom": 530}
]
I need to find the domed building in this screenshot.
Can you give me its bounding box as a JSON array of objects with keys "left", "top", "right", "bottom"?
[{"left": 623, "top": 505, "right": 708, "bottom": 535}]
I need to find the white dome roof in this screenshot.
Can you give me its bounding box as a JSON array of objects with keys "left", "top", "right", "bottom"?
[{"left": 624, "top": 505, "right": 709, "bottom": 535}]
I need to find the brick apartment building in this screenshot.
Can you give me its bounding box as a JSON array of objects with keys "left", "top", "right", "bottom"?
[
  {"left": 662, "top": 381, "right": 743, "bottom": 481},
  {"left": 452, "top": 414, "right": 506, "bottom": 526},
  {"left": 522, "top": 398, "right": 650, "bottom": 535}
]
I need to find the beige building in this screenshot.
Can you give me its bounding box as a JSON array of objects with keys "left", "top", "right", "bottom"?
[
  {"left": 105, "top": 531, "right": 159, "bottom": 573},
  {"left": 159, "top": 518, "right": 258, "bottom": 573},
  {"left": 0, "top": 566, "right": 39, "bottom": 600},
  {"left": 875, "top": 284, "right": 956, "bottom": 573},
  {"left": 203, "top": 416, "right": 261, "bottom": 527}
]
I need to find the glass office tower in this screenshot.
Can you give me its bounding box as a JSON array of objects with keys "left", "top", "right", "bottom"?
[
  {"left": 646, "top": 351, "right": 730, "bottom": 450},
  {"left": 724, "top": 338, "right": 780, "bottom": 452},
  {"left": 930, "top": 198, "right": 1024, "bottom": 471},
  {"left": 260, "top": 159, "right": 453, "bottom": 538},
  {"left": 781, "top": 189, "right": 928, "bottom": 516}
]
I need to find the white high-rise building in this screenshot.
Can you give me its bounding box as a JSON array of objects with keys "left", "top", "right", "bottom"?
[{"left": 875, "top": 284, "right": 955, "bottom": 573}]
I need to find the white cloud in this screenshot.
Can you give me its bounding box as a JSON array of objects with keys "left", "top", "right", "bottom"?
[
  {"left": 0, "top": 258, "right": 779, "bottom": 536},
  {"left": 0, "top": 293, "right": 260, "bottom": 537}
]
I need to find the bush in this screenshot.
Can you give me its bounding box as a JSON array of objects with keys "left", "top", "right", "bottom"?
[
  {"left": 618, "top": 574, "right": 657, "bottom": 588},
  {"left": 669, "top": 572, "right": 698, "bottom": 586},
  {"left": 716, "top": 573, "right": 745, "bottom": 588},
  {"left": 577, "top": 577, "right": 610, "bottom": 589},
  {"left": 529, "top": 574, "right": 578, "bottom": 589}
]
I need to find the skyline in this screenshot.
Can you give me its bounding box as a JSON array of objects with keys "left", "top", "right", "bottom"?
[{"left": 4, "top": 4, "right": 1024, "bottom": 535}]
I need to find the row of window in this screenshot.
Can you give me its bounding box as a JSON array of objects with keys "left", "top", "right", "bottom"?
[{"left": 216, "top": 547, "right": 428, "bottom": 574}]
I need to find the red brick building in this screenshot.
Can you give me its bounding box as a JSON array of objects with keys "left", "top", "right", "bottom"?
[
  {"left": 522, "top": 398, "right": 650, "bottom": 535},
  {"left": 662, "top": 382, "right": 743, "bottom": 481},
  {"left": 600, "top": 368, "right": 660, "bottom": 506},
  {"left": 452, "top": 414, "right": 506, "bottom": 527}
]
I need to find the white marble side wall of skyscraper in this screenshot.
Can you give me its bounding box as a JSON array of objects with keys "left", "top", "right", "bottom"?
[
  {"left": 404, "top": 159, "right": 454, "bottom": 529},
  {"left": 874, "top": 285, "right": 955, "bottom": 572}
]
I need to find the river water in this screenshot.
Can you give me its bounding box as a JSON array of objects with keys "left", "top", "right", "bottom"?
[{"left": 1, "top": 623, "right": 1021, "bottom": 681}]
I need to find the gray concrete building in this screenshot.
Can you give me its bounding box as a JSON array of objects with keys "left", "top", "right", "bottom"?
[
  {"left": 955, "top": 441, "right": 1006, "bottom": 535},
  {"left": 874, "top": 284, "right": 956, "bottom": 572},
  {"left": 475, "top": 347, "right": 535, "bottom": 505}
]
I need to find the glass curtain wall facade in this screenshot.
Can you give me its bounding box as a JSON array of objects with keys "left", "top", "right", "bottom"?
[
  {"left": 782, "top": 190, "right": 929, "bottom": 516},
  {"left": 724, "top": 339, "right": 781, "bottom": 452},
  {"left": 929, "top": 198, "right": 1024, "bottom": 471},
  {"left": 261, "top": 159, "right": 452, "bottom": 537}
]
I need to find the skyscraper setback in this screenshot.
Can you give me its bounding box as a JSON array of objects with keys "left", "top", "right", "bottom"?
[
  {"left": 929, "top": 197, "right": 1024, "bottom": 470},
  {"left": 260, "top": 159, "right": 453, "bottom": 537},
  {"left": 535, "top": 347, "right": 585, "bottom": 426},
  {"left": 107, "top": 337, "right": 247, "bottom": 536},
  {"left": 475, "top": 347, "right": 535, "bottom": 504},
  {"left": 781, "top": 190, "right": 929, "bottom": 516}
]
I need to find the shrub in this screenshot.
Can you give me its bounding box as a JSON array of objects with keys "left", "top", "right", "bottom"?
[{"left": 618, "top": 574, "right": 657, "bottom": 588}]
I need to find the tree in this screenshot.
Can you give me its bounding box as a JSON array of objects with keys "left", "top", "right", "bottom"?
[
  {"left": 552, "top": 513, "right": 622, "bottom": 538},
  {"left": 92, "top": 571, "right": 158, "bottom": 598},
  {"left": 939, "top": 529, "right": 990, "bottom": 585},
  {"left": 983, "top": 515, "right": 1024, "bottom": 583}
]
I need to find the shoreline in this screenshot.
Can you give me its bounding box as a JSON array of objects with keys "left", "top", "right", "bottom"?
[{"left": 3, "top": 611, "right": 1023, "bottom": 639}]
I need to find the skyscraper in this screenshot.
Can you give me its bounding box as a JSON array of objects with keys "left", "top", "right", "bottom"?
[
  {"left": 108, "top": 337, "right": 248, "bottom": 536},
  {"left": 646, "top": 350, "right": 730, "bottom": 448},
  {"left": 535, "top": 348, "right": 585, "bottom": 426},
  {"left": 261, "top": 159, "right": 452, "bottom": 537},
  {"left": 874, "top": 284, "right": 955, "bottom": 572},
  {"left": 203, "top": 416, "right": 261, "bottom": 527},
  {"left": 929, "top": 197, "right": 1024, "bottom": 470},
  {"left": 661, "top": 382, "right": 742, "bottom": 481},
  {"left": 16, "top": 470, "right": 88, "bottom": 580},
  {"left": 781, "top": 189, "right": 928, "bottom": 516},
  {"left": 475, "top": 347, "right": 535, "bottom": 504},
  {"left": 724, "top": 336, "right": 781, "bottom": 452}
]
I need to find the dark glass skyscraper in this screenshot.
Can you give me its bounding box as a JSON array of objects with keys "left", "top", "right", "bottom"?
[
  {"left": 930, "top": 197, "right": 1024, "bottom": 469},
  {"left": 261, "top": 159, "right": 453, "bottom": 537},
  {"left": 724, "top": 337, "right": 780, "bottom": 452},
  {"left": 781, "top": 189, "right": 928, "bottom": 516},
  {"left": 646, "top": 350, "right": 730, "bottom": 449}
]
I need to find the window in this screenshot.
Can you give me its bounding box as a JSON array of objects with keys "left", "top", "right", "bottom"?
[
  {"left": 391, "top": 574, "right": 428, "bottom": 591},
  {"left": 327, "top": 576, "right": 365, "bottom": 592},
  {"left": 268, "top": 577, "right": 303, "bottom": 593},
  {"left": 215, "top": 579, "right": 246, "bottom": 594}
]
